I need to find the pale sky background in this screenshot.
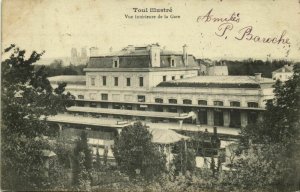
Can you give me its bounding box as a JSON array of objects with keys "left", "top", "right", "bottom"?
[{"left": 2, "top": 0, "right": 300, "bottom": 61}]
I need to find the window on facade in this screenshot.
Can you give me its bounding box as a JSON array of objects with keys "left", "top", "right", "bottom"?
[
  {"left": 77, "top": 101, "right": 85, "bottom": 107},
  {"left": 102, "top": 76, "right": 106, "bottom": 86},
  {"left": 248, "top": 111, "right": 258, "bottom": 125},
  {"left": 114, "top": 77, "right": 118, "bottom": 86},
  {"left": 230, "top": 101, "right": 240, "bottom": 107},
  {"left": 248, "top": 102, "right": 258, "bottom": 108},
  {"left": 198, "top": 100, "right": 207, "bottom": 105},
  {"left": 180, "top": 75, "right": 184, "bottom": 79},
  {"left": 172, "top": 76, "right": 175, "bottom": 80},
  {"left": 101, "top": 93, "right": 108, "bottom": 101},
  {"left": 155, "top": 98, "right": 163, "bottom": 103},
  {"left": 163, "top": 76, "right": 166, "bottom": 82},
  {"left": 266, "top": 99, "right": 272, "bottom": 104},
  {"left": 78, "top": 95, "right": 84, "bottom": 100},
  {"left": 113, "top": 104, "right": 121, "bottom": 109},
  {"left": 214, "top": 101, "right": 224, "bottom": 106},
  {"left": 139, "top": 77, "right": 144, "bottom": 87},
  {"left": 91, "top": 77, "right": 95, "bottom": 86},
  {"left": 125, "top": 105, "right": 133, "bottom": 110},
  {"left": 126, "top": 78, "right": 131, "bottom": 86},
  {"left": 169, "top": 99, "right": 177, "bottom": 104},
  {"left": 101, "top": 103, "right": 109, "bottom": 108},
  {"left": 138, "top": 95, "right": 146, "bottom": 102},
  {"left": 90, "top": 102, "right": 97, "bottom": 108},
  {"left": 183, "top": 99, "right": 192, "bottom": 105}
]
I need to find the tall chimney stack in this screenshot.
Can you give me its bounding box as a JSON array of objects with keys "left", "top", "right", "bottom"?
[
  {"left": 89, "top": 47, "right": 99, "bottom": 57},
  {"left": 254, "top": 73, "right": 262, "bottom": 81},
  {"left": 150, "top": 44, "right": 160, "bottom": 67},
  {"left": 183, "top": 44, "right": 188, "bottom": 66}
]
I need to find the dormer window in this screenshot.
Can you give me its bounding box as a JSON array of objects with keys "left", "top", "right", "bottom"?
[
  {"left": 170, "top": 56, "right": 176, "bottom": 67},
  {"left": 113, "top": 57, "right": 119, "bottom": 68},
  {"left": 171, "top": 59, "right": 175, "bottom": 67}
]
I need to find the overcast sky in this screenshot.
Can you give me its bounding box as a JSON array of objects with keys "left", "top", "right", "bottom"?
[{"left": 2, "top": 0, "right": 300, "bottom": 61}]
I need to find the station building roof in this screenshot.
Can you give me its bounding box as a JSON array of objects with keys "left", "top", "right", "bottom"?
[
  {"left": 88, "top": 55, "right": 199, "bottom": 69},
  {"left": 157, "top": 75, "right": 274, "bottom": 89},
  {"left": 87, "top": 44, "right": 199, "bottom": 68}
]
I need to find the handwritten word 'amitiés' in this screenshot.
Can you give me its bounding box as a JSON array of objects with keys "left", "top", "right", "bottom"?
[
  {"left": 197, "top": 9, "right": 290, "bottom": 45},
  {"left": 197, "top": 8, "right": 240, "bottom": 23}
]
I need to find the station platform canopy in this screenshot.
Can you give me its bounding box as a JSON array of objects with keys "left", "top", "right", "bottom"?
[
  {"left": 46, "top": 114, "right": 240, "bottom": 136},
  {"left": 67, "top": 106, "right": 194, "bottom": 120},
  {"left": 145, "top": 121, "right": 240, "bottom": 136},
  {"left": 46, "top": 114, "right": 131, "bottom": 128}
]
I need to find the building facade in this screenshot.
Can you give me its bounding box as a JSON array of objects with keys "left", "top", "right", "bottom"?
[
  {"left": 272, "top": 64, "right": 293, "bottom": 81},
  {"left": 49, "top": 44, "right": 275, "bottom": 137}
]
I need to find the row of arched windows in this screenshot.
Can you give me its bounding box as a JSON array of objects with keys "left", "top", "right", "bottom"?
[
  {"left": 154, "top": 98, "right": 259, "bottom": 108},
  {"left": 77, "top": 95, "right": 259, "bottom": 108}
]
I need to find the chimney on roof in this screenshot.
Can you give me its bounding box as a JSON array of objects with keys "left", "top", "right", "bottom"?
[
  {"left": 89, "top": 47, "right": 99, "bottom": 57},
  {"left": 183, "top": 44, "right": 188, "bottom": 66},
  {"left": 127, "top": 45, "right": 135, "bottom": 53},
  {"left": 255, "top": 73, "right": 262, "bottom": 81},
  {"left": 282, "top": 66, "right": 286, "bottom": 72},
  {"left": 150, "top": 44, "right": 161, "bottom": 67}
]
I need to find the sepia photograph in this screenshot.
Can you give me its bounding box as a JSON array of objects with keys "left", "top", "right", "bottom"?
[{"left": 1, "top": 0, "right": 300, "bottom": 191}]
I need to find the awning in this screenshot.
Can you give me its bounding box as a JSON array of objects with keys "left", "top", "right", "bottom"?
[
  {"left": 67, "top": 106, "right": 192, "bottom": 120},
  {"left": 46, "top": 114, "right": 131, "bottom": 128},
  {"left": 149, "top": 128, "right": 190, "bottom": 144}
]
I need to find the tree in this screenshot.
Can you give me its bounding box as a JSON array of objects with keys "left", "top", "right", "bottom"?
[
  {"left": 1, "top": 45, "right": 75, "bottom": 191},
  {"left": 113, "top": 122, "right": 166, "bottom": 180},
  {"left": 35, "top": 61, "right": 86, "bottom": 77},
  {"left": 72, "top": 131, "right": 93, "bottom": 190},
  {"left": 172, "top": 141, "right": 196, "bottom": 176},
  {"left": 94, "top": 147, "right": 102, "bottom": 171},
  {"left": 103, "top": 146, "right": 108, "bottom": 166},
  {"left": 241, "top": 64, "right": 300, "bottom": 145},
  {"left": 230, "top": 64, "right": 300, "bottom": 190}
]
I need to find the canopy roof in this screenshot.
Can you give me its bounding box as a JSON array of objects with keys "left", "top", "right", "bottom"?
[
  {"left": 149, "top": 128, "right": 190, "bottom": 144},
  {"left": 67, "top": 106, "right": 192, "bottom": 120},
  {"left": 47, "top": 114, "right": 131, "bottom": 128}
]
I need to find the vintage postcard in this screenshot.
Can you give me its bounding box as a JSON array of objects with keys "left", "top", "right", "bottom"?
[{"left": 1, "top": 0, "right": 300, "bottom": 191}]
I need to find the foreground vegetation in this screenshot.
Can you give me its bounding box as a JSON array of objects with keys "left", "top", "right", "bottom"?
[{"left": 1, "top": 45, "right": 299, "bottom": 191}]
